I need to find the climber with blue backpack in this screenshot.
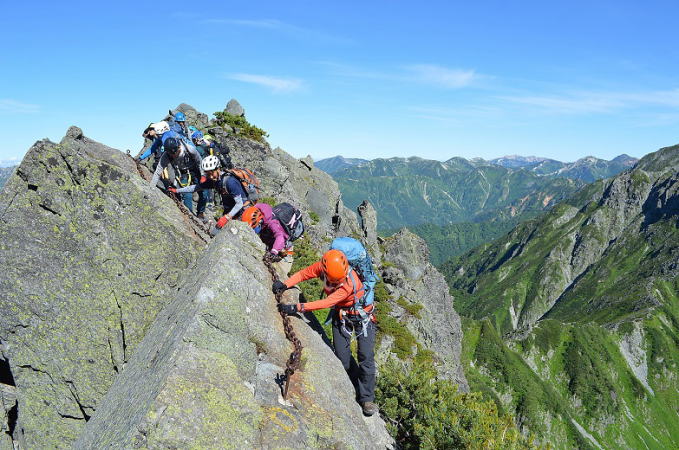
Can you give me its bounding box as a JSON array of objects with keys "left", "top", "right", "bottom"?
[{"left": 274, "top": 238, "right": 379, "bottom": 416}]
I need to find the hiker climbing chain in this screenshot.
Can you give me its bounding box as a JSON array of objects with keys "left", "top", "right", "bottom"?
[{"left": 263, "top": 253, "right": 303, "bottom": 399}]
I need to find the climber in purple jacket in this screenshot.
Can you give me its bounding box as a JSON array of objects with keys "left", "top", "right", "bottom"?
[{"left": 241, "top": 204, "right": 291, "bottom": 255}]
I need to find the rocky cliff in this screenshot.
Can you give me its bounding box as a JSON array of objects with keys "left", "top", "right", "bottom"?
[
  {"left": 75, "top": 222, "right": 391, "bottom": 449},
  {"left": 379, "top": 229, "right": 467, "bottom": 389},
  {"left": 0, "top": 103, "right": 469, "bottom": 448},
  {"left": 0, "top": 127, "right": 207, "bottom": 447}
]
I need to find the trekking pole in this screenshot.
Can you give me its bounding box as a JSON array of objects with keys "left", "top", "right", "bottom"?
[{"left": 262, "top": 254, "right": 303, "bottom": 399}]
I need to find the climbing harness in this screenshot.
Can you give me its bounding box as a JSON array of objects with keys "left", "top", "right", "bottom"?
[{"left": 263, "top": 253, "right": 303, "bottom": 399}]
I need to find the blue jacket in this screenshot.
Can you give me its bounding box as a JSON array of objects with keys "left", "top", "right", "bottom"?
[
  {"left": 139, "top": 130, "right": 183, "bottom": 161},
  {"left": 169, "top": 120, "right": 190, "bottom": 138}
]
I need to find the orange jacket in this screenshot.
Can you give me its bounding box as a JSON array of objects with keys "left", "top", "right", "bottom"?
[{"left": 284, "top": 261, "right": 366, "bottom": 312}]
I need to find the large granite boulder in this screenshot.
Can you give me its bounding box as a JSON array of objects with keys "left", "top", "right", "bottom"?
[
  {"left": 0, "top": 129, "right": 206, "bottom": 447},
  {"left": 76, "top": 221, "right": 392, "bottom": 448},
  {"left": 225, "top": 98, "right": 245, "bottom": 117}
]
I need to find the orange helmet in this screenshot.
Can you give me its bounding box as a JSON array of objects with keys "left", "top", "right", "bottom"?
[
  {"left": 241, "top": 206, "right": 263, "bottom": 229},
  {"left": 321, "top": 249, "right": 349, "bottom": 284}
]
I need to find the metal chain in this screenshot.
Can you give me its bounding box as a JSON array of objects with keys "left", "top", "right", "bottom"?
[
  {"left": 126, "top": 151, "right": 210, "bottom": 241},
  {"left": 263, "top": 254, "right": 303, "bottom": 399}
]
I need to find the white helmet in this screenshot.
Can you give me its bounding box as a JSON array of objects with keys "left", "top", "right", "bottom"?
[
  {"left": 151, "top": 121, "right": 170, "bottom": 134},
  {"left": 201, "top": 155, "right": 221, "bottom": 172}
]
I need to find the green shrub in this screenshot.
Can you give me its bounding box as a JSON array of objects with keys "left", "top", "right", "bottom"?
[
  {"left": 376, "top": 358, "right": 534, "bottom": 449},
  {"left": 213, "top": 111, "right": 269, "bottom": 143},
  {"left": 309, "top": 210, "right": 320, "bottom": 225},
  {"left": 258, "top": 196, "right": 277, "bottom": 206},
  {"left": 397, "top": 296, "right": 423, "bottom": 318}
]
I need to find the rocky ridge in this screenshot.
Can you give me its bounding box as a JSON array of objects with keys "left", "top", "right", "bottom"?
[{"left": 0, "top": 103, "right": 467, "bottom": 448}]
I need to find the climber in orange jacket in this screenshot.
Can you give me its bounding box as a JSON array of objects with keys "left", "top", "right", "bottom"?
[{"left": 273, "top": 249, "right": 378, "bottom": 417}]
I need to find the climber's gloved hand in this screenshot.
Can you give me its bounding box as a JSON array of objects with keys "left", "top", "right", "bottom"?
[
  {"left": 277, "top": 303, "right": 298, "bottom": 315},
  {"left": 272, "top": 280, "right": 287, "bottom": 295},
  {"left": 200, "top": 176, "right": 207, "bottom": 184},
  {"left": 216, "top": 215, "right": 229, "bottom": 229},
  {"left": 167, "top": 187, "right": 177, "bottom": 194}
]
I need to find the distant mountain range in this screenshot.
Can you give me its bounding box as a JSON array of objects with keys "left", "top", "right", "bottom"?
[
  {"left": 331, "top": 156, "right": 586, "bottom": 231},
  {"left": 0, "top": 166, "right": 15, "bottom": 190},
  {"left": 314, "top": 156, "right": 369, "bottom": 174},
  {"left": 321, "top": 154, "right": 638, "bottom": 261},
  {"left": 440, "top": 144, "right": 679, "bottom": 448},
  {"left": 487, "top": 153, "right": 638, "bottom": 182},
  {"left": 317, "top": 154, "right": 638, "bottom": 182}
]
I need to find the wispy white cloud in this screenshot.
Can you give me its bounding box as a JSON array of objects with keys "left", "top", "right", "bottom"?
[
  {"left": 203, "top": 18, "right": 352, "bottom": 44},
  {"left": 228, "top": 73, "right": 304, "bottom": 93},
  {"left": 501, "top": 88, "right": 679, "bottom": 114},
  {"left": 0, "top": 99, "right": 40, "bottom": 114},
  {"left": 320, "top": 61, "right": 480, "bottom": 89},
  {"left": 405, "top": 65, "right": 477, "bottom": 88}
]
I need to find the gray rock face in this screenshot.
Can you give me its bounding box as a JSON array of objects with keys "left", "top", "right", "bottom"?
[
  {"left": 75, "top": 222, "right": 392, "bottom": 448},
  {"left": 358, "top": 200, "right": 382, "bottom": 264},
  {"left": 226, "top": 99, "right": 245, "bottom": 117},
  {"left": 1, "top": 382, "right": 17, "bottom": 449},
  {"left": 381, "top": 229, "right": 468, "bottom": 390},
  {"left": 0, "top": 130, "right": 206, "bottom": 447}
]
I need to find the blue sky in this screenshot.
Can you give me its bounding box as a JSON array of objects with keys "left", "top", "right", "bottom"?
[{"left": 2, "top": 0, "right": 679, "bottom": 166}]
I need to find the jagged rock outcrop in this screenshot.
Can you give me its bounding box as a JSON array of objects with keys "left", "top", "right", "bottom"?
[
  {"left": 225, "top": 99, "right": 245, "bottom": 117},
  {"left": 379, "top": 229, "right": 468, "bottom": 390},
  {"left": 215, "top": 134, "right": 361, "bottom": 244},
  {"left": 76, "top": 222, "right": 392, "bottom": 448},
  {"left": 0, "top": 129, "right": 207, "bottom": 447},
  {"left": 167, "top": 103, "right": 210, "bottom": 129},
  {"left": 357, "top": 200, "right": 381, "bottom": 264}
]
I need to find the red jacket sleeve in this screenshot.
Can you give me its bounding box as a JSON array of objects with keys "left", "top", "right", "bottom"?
[
  {"left": 284, "top": 261, "right": 323, "bottom": 288},
  {"left": 301, "top": 285, "right": 353, "bottom": 312},
  {"left": 284, "top": 262, "right": 355, "bottom": 312}
]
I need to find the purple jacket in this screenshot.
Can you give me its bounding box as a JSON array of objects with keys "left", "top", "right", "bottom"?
[{"left": 256, "top": 203, "right": 290, "bottom": 254}]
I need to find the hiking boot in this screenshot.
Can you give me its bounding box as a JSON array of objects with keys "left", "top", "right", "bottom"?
[
  {"left": 361, "top": 402, "right": 378, "bottom": 417},
  {"left": 196, "top": 213, "right": 208, "bottom": 224}
]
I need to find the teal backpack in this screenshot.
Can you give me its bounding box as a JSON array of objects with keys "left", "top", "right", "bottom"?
[{"left": 330, "top": 237, "right": 378, "bottom": 308}]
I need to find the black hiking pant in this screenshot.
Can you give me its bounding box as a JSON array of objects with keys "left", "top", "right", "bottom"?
[{"left": 332, "top": 316, "right": 376, "bottom": 403}]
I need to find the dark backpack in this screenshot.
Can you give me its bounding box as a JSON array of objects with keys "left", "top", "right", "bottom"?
[
  {"left": 272, "top": 203, "right": 305, "bottom": 243},
  {"left": 228, "top": 168, "right": 260, "bottom": 202}
]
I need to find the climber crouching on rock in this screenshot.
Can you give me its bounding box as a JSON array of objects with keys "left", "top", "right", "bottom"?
[
  {"left": 173, "top": 155, "right": 251, "bottom": 233},
  {"left": 274, "top": 249, "right": 378, "bottom": 417},
  {"left": 149, "top": 137, "right": 208, "bottom": 217}
]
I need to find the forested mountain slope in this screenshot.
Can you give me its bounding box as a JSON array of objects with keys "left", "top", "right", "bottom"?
[{"left": 441, "top": 144, "right": 679, "bottom": 448}]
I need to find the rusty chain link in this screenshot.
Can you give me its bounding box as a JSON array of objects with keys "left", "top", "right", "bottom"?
[
  {"left": 126, "top": 151, "right": 211, "bottom": 241},
  {"left": 263, "top": 254, "right": 303, "bottom": 399}
]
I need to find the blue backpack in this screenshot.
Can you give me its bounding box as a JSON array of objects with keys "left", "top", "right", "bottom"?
[{"left": 330, "top": 237, "right": 378, "bottom": 307}]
